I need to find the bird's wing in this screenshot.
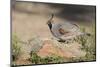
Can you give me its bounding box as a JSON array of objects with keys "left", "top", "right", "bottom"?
[
  {"left": 58, "top": 23, "right": 72, "bottom": 35},
  {"left": 58, "top": 28, "right": 69, "bottom": 35},
  {"left": 59, "top": 22, "right": 80, "bottom": 33}
]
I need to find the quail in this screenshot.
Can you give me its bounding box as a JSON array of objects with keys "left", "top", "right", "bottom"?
[{"left": 47, "top": 14, "right": 90, "bottom": 42}]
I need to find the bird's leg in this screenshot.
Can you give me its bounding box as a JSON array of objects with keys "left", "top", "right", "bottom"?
[
  {"left": 65, "top": 38, "right": 74, "bottom": 44},
  {"left": 65, "top": 39, "right": 70, "bottom": 44},
  {"left": 58, "top": 39, "right": 66, "bottom": 42}
]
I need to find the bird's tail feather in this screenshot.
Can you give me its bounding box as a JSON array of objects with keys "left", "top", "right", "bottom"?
[
  {"left": 80, "top": 32, "right": 91, "bottom": 36},
  {"left": 85, "top": 33, "right": 91, "bottom": 36}
]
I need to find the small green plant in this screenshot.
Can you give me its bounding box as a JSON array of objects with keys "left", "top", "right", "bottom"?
[
  {"left": 12, "top": 33, "right": 21, "bottom": 61},
  {"left": 29, "top": 52, "right": 64, "bottom": 64},
  {"left": 40, "top": 57, "right": 51, "bottom": 64},
  {"left": 29, "top": 51, "right": 41, "bottom": 64},
  {"left": 74, "top": 28, "right": 88, "bottom": 49},
  {"left": 73, "top": 25, "right": 96, "bottom": 62},
  {"left": 40, "top": 56, "right": 64, "bottom": 64},
  {"left": 51, "top": 55, "right": 64, "bottom": 63}
]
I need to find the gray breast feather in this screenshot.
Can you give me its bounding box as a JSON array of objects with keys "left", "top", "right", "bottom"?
[{"left": 51, "top": 23, "right": 62, "bottom": 38}]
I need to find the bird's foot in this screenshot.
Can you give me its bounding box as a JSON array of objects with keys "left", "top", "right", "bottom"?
[
  {"left": 58, "top": 39, "right": 66, "bottom": 42},
  {"left": 65, "top": 39, "right": 74, "bottom": 44}
]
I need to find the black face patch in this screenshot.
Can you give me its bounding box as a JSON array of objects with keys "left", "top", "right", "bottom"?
[{"left": 48, "top": 22, "right": 52, "bottom": 30}]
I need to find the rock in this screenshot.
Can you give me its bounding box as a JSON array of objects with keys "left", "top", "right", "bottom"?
[{"left": 37, "top": 39, "right": 86, "bottom": 58}]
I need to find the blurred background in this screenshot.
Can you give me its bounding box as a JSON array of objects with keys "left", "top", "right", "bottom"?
[{"left": 12, "top": 0, "right": 96, "bottom": 41}]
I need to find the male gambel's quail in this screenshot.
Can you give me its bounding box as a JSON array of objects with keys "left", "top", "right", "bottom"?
[{"left": 47, "top": 14, "right": 90, "bottom": 42}]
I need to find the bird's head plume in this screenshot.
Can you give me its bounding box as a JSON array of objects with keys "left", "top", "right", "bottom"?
[{"left": 47, "top": 13, "right": 54, "bottom": 24}]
